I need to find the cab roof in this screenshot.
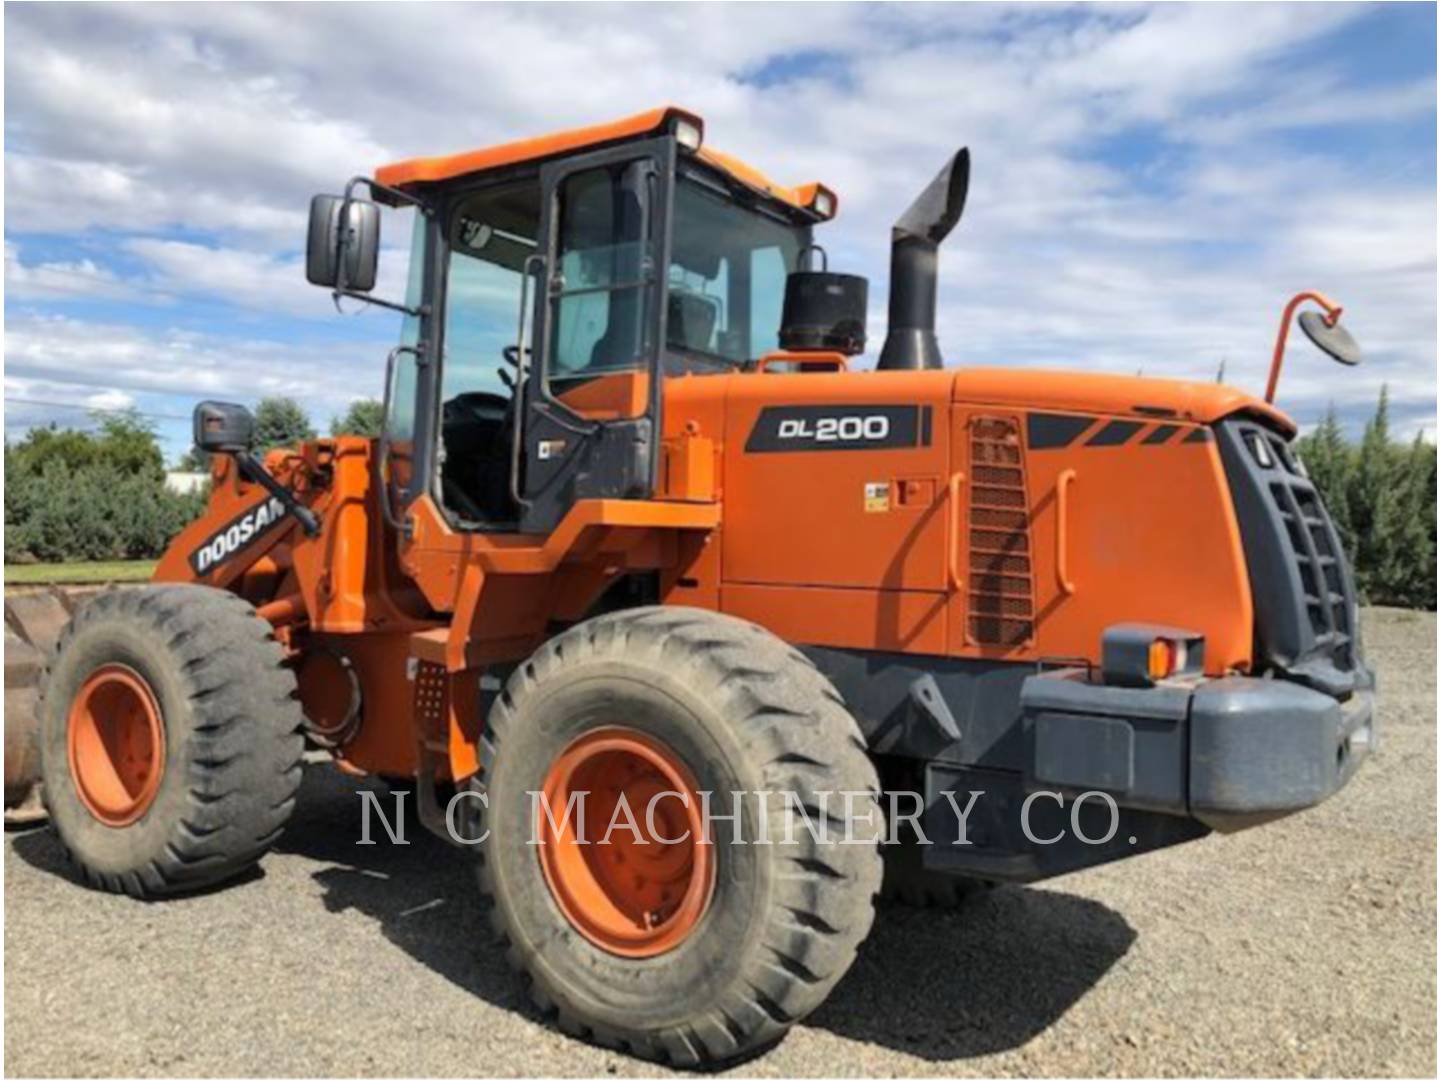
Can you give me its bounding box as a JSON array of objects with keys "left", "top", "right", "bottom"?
[{"left": 373, "top": 105, "right": 837, "bottom": 219}]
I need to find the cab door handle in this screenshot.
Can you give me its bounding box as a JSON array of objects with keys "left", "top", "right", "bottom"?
[
  {"left": 1056, "top": 469, "right": 1077, "bottom": 596},
  {"left": 947, "top": 472, "right": 965, "bottom": 592}
]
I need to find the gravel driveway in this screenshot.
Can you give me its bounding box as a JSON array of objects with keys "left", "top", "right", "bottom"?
[{"left": 6, "top": 607, "right": 1434, "bottom": 1077}]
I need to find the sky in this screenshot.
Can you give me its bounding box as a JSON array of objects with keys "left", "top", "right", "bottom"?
[{"left": 4, "top": 1, "right": 1436, "bottom": 463}]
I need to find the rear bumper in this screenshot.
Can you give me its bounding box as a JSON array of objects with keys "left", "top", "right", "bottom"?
[{"left": 1021, "top": 667, "right": 1375, "bottom": 831}]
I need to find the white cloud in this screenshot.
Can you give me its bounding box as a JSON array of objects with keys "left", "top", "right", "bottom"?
[
  {"left": 3, "top": 374, "right": 182, "bottom": 447},
  {"left": 123, "top": 235, "right": 412, "bottom": 318},
  {"left": 4, "top": 313, "right": 388, "bottom": 422},
  {"left": 4, "top": 231, "right": 412, "bottom": 316},
  {"left": 83, "top": 389, "right": 137, "bottom": 412},
  {"left": 3, "top": 153, "right": 306, "bottom": 241},
  {"left": 2, "top": 1, "right": 1433, "bottom": 449},
  {"left": 1192, "top": 75, "right": 1437, "bottom": 145},
  {"left": 4, "top": 241, "right": 137, "bottom": 302},
  {"left": 1035, "top": 4, "right": 1356, "bottom": 115}
]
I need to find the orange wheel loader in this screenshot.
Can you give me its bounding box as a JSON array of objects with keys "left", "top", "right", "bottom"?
[{"left": 5, "top": 106, "right": 1376, "bottom": 1066}]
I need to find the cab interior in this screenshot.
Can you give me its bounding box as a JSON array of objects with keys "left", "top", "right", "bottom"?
[{"left": 432, "top": 162, "right": 809, "bottom": 529}]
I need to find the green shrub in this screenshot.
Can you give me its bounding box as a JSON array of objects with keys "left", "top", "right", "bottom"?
[
  {"left": 4, "top": 412, "right": 208, "bottom": 564},
  {"left": 330, "top": 398, "right": 384, "bottom": 438},
  {"left": 253, "top": 396, "right": 316, "bottom": 453}
]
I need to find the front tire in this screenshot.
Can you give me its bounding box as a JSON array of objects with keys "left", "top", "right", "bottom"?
[
  {"left": 39, "top": 585, "right": 304, "bottom": 897},
  {"left": 478, "top": 607, "right": 883, "bottom": 1067}
]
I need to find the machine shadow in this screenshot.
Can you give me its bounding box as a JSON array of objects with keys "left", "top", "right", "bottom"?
[
  {"left": 270, "top": 764, "right": 541, "bottom": 1020},
  {"left": 812, "top": 887, "right": 1136, "bottom": 1060},
  {"left": 10, "top": 763, "right": 1134, "bottom": 1062},
  {"left": 11, "top": 763, "right": 1134, "bottom": 1061},
  {"left": 9, "top": 824, "right": 79, "bottom": 879},
  {"left": 271, "top": 763, "right": 1135, "bottom": 1064},
  {"left": 8, "top": 820, "right": 267, "bottom": 898}
]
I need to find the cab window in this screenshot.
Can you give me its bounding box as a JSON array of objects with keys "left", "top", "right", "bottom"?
[
  {"left": 548, "top": 163, "right": 652, "bottom": 381},
  {"left": 443, "top": 182, "right": 540, "bottom": 400},
  {"left": 435, "top": 181, "right": 540, "bottom": 526},
  {"left": 668, "top": 177, "right": 808, "bottom": 366}
]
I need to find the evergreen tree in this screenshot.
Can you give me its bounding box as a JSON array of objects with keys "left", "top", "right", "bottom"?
[
  {"left": 175, "top": 447, "right": 211, "bottom": 472},
  {"left": 1391, "top": 431, "right": 1438, "bottom": 608},
  {"left": 330, "top": 398, "right": 385, "bottom": 438},
  {"left": 7, "top": 410, "right": 163, "bottom": 480},
  {"left": 95, "top": 411, "right": 166, "bottom": 479},
  {"left": 1296, "top": 404, "right": 1356, "bottom": 553},
  {"left": 1348, "top": 386, "right": 1404, "bottom": 603},
  {"left": 253, "top": 396, "right": 316, "bottom": 453},
  {"left": 1292, "top": 388, "right": 1434, "bottom": 610}
]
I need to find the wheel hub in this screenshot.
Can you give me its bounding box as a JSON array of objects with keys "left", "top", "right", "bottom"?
[
  {"left": 67, "top": 664, "right": 165, "bottom": 827},
  {"left": 537, "top": 728, "right": 714, "bottom": 957}
]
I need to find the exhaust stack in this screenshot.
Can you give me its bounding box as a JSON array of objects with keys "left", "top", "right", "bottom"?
[{"left": 877, "top": 148, "right": 970, "bottom": 371}]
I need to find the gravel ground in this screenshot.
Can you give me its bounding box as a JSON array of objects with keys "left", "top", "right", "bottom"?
[{"left": 5, "top": 607, "right": 1434, "bottom": 1077}]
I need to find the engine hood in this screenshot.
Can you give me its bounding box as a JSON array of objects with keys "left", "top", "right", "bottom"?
[{"left": 949, "top": 367, "right": 1296, "bottom": 437}]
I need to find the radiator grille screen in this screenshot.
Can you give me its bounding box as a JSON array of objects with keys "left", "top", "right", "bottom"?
[{"left": 967, "top": 416, "right": 1035, "bottom": 646}]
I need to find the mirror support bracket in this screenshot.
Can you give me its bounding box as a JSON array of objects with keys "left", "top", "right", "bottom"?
[
  {"left": 331, "top": 288, "right": 428, "bottom": 318},
  {"left": 234, "top": 451, "right": 322, "bottom": 537},
  {"left": 1265, "top": 290, "right": 1347, "bottom": 404},
  {"left": 331, "top": 175, "right": 431, "bottom": 318},
  {"left": 377, "top": 342, "right": 425, "bottom": 533}
]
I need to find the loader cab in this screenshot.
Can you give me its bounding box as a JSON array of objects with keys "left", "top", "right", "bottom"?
[{"left": 331, "top": 108, "right": 829, "bottom": 536}]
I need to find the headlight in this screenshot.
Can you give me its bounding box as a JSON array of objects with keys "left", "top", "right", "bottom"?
[
  {"left": 1245, "top": 431, "right": 1275, "bottom": 468},
  {"left": 673, "top": 119, "right": 702, "bottom": 151}
]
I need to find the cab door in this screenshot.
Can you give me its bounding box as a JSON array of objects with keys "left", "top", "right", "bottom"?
[{"left": 518, "top": 138, "right": 675, "bottom": 533}]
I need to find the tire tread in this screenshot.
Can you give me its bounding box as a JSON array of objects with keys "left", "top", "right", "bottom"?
[
  {"left": 39, "top": 584, "right": 304, "bottom": 897},
  {"left": 478, "top": 605, "right": 882, "bottom": 1067}
]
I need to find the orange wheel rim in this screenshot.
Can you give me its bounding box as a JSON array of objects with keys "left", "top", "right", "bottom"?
[
  {"left": 537, "top": 728, "right": 714, "bottom": 958},
  {"left": 67, "top": 664, "right": 165, "bottom": 827}
]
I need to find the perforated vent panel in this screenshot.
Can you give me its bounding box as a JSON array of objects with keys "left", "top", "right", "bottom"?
[
  {"left": 413, "top": 660, "right": 449, "bottom": 750},
  {"left": 967, "top": 416, "right": 1035, "bottom": 647}
]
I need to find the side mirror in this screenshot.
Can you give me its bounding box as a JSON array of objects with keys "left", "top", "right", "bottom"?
[
  {"left": 193, "top": 401, "right": 254, "bottom": 454},
  {"left": 1298, "top": 310, "right": 1361, "bottom": 366},
  {"left": 306, "top": 194, "right": 380, "bottom": 292}
]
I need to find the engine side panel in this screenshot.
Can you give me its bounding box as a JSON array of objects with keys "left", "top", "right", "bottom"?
[
  {"left": 669, "top": 368, "right": 1255, "bottom": 675},
  {"left": 720, "top": 369, "right": 955, "bottom": 592},
  {"left": 984, "top": 407, "right": 1253, "bottom": 674}
]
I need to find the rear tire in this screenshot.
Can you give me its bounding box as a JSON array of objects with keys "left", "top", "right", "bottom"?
[
  {"left": 881, "top": 832, "right": 992, "bottom": 909},
  {"left": 478, "top": 607, "right": 883, "bottom": 1067},
  {"left": 39, "top": 585, "right": 304, "bottom": 897}
]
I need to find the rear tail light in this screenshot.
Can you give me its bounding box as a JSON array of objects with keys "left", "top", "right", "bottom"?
[
  {"left": 1146, "top": 637, "right": 1188, "bottom": 680},
  {"left": 1102, "top": 624, "right": 1205, "bottom": 687}
]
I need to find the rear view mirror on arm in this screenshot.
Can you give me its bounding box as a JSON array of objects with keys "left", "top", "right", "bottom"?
[
  {"left": 191, "top": 401, "right": 322, "bottom": 537},
  {"left": 306, "top": 194, "right": 380, "bottom": 292},
  {"left": 193, "top": 401, "right": 255, "bottom": 454}
]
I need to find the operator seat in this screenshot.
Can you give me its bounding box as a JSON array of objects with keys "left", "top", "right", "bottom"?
[{"left": 440, "top": 391, "right": 515, "bottom": 525}]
